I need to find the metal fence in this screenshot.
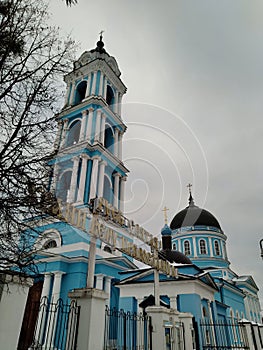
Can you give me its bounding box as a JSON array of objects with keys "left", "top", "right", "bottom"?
[
  {"left": 30, "top": 297, "right": 80, "bottom": 350},
  {"left": 199, "top": 319, "right": 249, "bottom": 350},
  {"left": 104, "top": 306, "right": 152, "bottom": 350}
]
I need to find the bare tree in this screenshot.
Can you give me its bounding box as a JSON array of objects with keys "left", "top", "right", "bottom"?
[{"left": 0, "top": 0, "right": 76, "bottom": 276}]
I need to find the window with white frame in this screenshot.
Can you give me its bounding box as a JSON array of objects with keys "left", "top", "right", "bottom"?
[
  {"left": 199, "top": 239, "right": 207, "bottom": 254},
  {"left": 184, "top": 240, "right": 191, "bottom": 255},
  {"left": 214, "top": 240, "right": 220, "bottom": 256}
]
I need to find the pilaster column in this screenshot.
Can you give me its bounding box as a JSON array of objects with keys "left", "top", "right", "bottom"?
[
  {"left": 54, "top": 120, "right": 63, "bottom": 150},
  {"left": 50, "top": 162, "right": 60, "bottom": 194},
  {"left": 104, "top": 276, "right": 112, "bottom": 306},
  {"left": 103, "top": 79, "right": 107, "bottom": 99},
  {"left": 85, "top": 75, "right": 91, "bottom": 98},
  {"left": 79, "top": 110, "right": 87, "bottom": 141},
  {"left": 41, "top": 273, "right": 52, "bottom": 299},
  {"left": 113, "top": 129, "right": 119, "bottom": 157},
  {"left": 69, "top": 84, "right": 75, "bottom": 105},
  {"left": 94, "top": 110, "right": 102, "bottom": 142},
  {"left": 100, "top": 113, "right": 106, "bottom": 145},
  {"left": 113, "top": 173, "right": 120, "bottom": 209},
  {"left": 60, "top": 118, "right": 69, "bottom": 148},
  {"left": 86, "top": 107, "right": 94, "bottom": 143},
  {"left": 65, "top": 83, "right": 71, "bottom": 106},
  {"left": 99, "top": 71, "right": 104, "bottom": 96},
  {"left": 118, "top": 132, "right": 123, "bottom": 160},
  {"left": 45, "top": 272, "right": 64, "bottom": 347},
  {"left": 68, "top": 156, "right": 79, "bottom": 203},
  {"left": 95, "top": 274, "right": 104, "bottom": 290},
  {"left": 118, "top": 93, "right": 122, "bottom": 115},
  {"left": 51, "top": 271, "right": 64, "bottom": 300},
  {"left": 119, "top": 176, "right": 127, "bottom": 213},
  {"left": 91, "top": 71, "right": 97, "bottom": 95},
  {"left": 97, "top": 160, "right": 107, "bottom": 198},
  {"left": 114, "top": 93, "right": 119, "bottom": 114},
  {"left": 89, "top": 156, "right": 100, "bottom": 201},
  {"left": 77, "top": 154, "right": 89, "bottom": 203},
  {"left": 209, "top": 237, "right": 214, "bottom": 257},
  {"left": 193, "top": 237, "right": 198, "bottom": 257},
  {"left": 170, "top": 296, "right": 177, "bottom": 310}
]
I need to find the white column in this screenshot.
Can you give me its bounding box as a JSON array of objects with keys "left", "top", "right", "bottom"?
[
  {"left": 103, "top": 78, "right": 107, "bottom": 99},
  {"left": 170, "top": 296, "right": 177, "bottom": 310},
  {"left": 69, "top": 84, "right": 75, "bottom": 105},
  {"left": 51, "top": 272, "right": 64, "bottom": 300},
  {"left": 209, "top": 237, "right": 214, "bottom": 257},
  {"left": 54, "top": 120, "right": 63, "bottom": 150},
  {"left": 77, "top": 154, "right": 89, "bottom": 203},
  {"left": 79, "top": 110, "right": 87, "bottom": 141},
  {"left": 87, "top": 236, "right": 97, "bottom": 288},
  {"left": 99, "top": 71, "right": 104, "bottom": 96},
  {"left": 97, "top": 160, "right": 107, "bottom": 198},
  {"left": 50, "top": 162, "right": 60, "bottom": 194},
  {"left": 113, "top": 129, "right": 119, "bottom": 157},
  {"left": 85, "top": 74, "right": 91, "bottom": 98},
  {"left": 154, "top": 269, "right": 160, "bottom": 306},
  {"left": 104, "top": 276, "right": 112, "bottom": 306},
  {"left": 34, "top": 274, "right": 52, "bottom": 345},
  {"left": 114, "top": 93, "right": 119, "bottom": 114},
  {"left": 91, "top": 71, "right": 97, "bottom": 95},
  {"left": 89, "top": 156, "right": 100, "bottom": 201},
  {"left": 95, "top": 274, "right": 104, "bottom": 290},
  {"left": 193, "top": 237, "right": 198, "bottom": 257},
  {"left": 100, "top": 113, "right": 106, "bottom": 145},
  {"left": 118, "top": 132, "right": 123, "bottom": 160},
  {"left": 86, "top": 107, "right": 94, "bottom": 143},
  {"left": 45, "top": 272, "right": 64, "bottom": 347},
  {"left": 113, "top": 173, "right": 120, "bottom": 209},
  {"left": 68, "top": 156, "right": 79, "bottom": 203},
  {"left": 118, "top": 93, "right": 122, "bottom": 115},
  {"left": 119, "top": 176, "right": 127, "bottom": 213},
  {"left": 60, "top": 118, "right": 69, "bottom": 147},
  {"left": 94, "top": 110, "right": 102, "bottom": 142}
]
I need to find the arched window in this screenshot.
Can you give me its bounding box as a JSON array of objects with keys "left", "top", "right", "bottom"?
[
  {"left": 184, "top": 240, "right": 191, "bottom": 255},
  {"left": 66, "top": 120, "right": 81, "bottom": 147},
  {"left": 43, "top": 240, "right": 57, "bottom": 249},
  {"left": 172, "top": 243, "right": 177, "bottom": 250},
  {"left": 214, "top": 240, "right": 220, "bottom": 256},
  {"left": 74, "top": 81, "right": 87, "bottom": 104},
  {"left": 202, "top": 306, "right": 208, "bottom": 318},
  {"left": 103, "top": 175, "right": 112, "bottom": 204},
  {"left": 104, "top": 124, "right": 114, "bottom": 152},
  {"left": 58, "top": 170, "right": 72, "bottom": 202},
  {"left": 199, "top": 239, "right": 207, "bottom": 254},
  {"left": 103, "top": 245, "right": 112, "bottom": 253},
  {"left": 106, "top": 85, "right": 114, "bottom": 107}
]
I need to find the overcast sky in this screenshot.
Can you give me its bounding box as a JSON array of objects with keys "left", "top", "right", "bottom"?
[{"left": 50, "top": 1, "right": 263, "bottom": 306}]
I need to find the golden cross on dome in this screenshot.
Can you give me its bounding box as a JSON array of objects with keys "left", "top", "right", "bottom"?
[
  {"left": 187, "top": 183, "right": 192, "bottom": 194},
  {"left": 162, "top": 206, "right": 169, "bottom": 225}
]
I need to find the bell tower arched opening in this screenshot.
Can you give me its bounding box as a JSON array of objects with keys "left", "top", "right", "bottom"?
[
  {"left": 74, "top": 81, "right": 87, "bottom": 105},
  {"left": 65, "top": 120, "right": 81, "bottom": 147},
  {"left": 106, "top": 85, "right": 114, "bottom": 108},
  {"left": 58, "top": 170, "right": 72, "bottom": 202}
]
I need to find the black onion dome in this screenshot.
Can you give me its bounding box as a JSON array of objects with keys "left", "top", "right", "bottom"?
[
  {"left": 170, "top": 194, "right": 221, "bottom": 231},
  {"left": 159, "top": 249, "right": 192, "bottom": 265}
]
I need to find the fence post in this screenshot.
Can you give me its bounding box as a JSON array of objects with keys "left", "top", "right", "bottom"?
[
  {"left": 68, "top": 288, "right": 108, "bottom": 350},
  {"left": 178, "top": 313, "right": 195, "bottom": 350},
  {"left": 239, "top": 320, "right": 256, "bottom": 350}
]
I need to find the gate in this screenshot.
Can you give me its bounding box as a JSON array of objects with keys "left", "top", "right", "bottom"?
[
  {"left": 29, "top": 297, "right": 80, "bottom": 350},
  {"left": 104, "top": 306, "right": 152, "bottom": 350},
  {"left": 199, "top": 319, "right": 249, "bottom": 350}
]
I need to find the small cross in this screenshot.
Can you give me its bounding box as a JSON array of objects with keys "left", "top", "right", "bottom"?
[
  {"left": 99, "top": 30, "right": 104, "bottom": 40},
  {"left": 162, "top": 206, "right": 169, "bottom": 225},
  {"left": 187, "top": 183, "right": 192, "bottom": 194}
]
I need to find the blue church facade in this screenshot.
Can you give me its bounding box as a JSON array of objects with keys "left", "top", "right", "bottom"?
[{"left": 7, "top": 36, "right": 261, "bottom": 349}]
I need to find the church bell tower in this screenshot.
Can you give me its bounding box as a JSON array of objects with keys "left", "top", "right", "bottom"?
[{"left": 50, "top": 35, "right": 128, "bottom": 212}]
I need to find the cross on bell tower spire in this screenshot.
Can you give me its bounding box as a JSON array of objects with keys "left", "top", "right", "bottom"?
[{"left": 187, "top": 183, "right": 195, "bottom": 206}]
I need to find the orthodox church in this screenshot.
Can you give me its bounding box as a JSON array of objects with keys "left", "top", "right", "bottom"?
[{"left": 0, "top": 36, "right": 261, "bottom": 349}]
